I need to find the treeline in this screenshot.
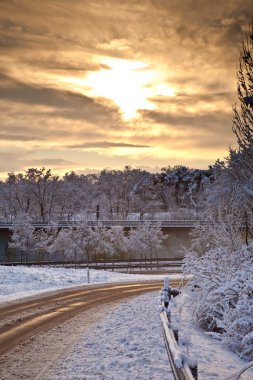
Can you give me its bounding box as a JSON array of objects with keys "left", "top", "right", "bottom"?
[{"left": 0, "top": 165, "right": 214, "bottom": 222}]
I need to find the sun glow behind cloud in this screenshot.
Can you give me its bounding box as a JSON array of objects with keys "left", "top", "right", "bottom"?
[
  {"left": 83, "top": 57, "right": 175, "bottom": 120},
  {"left": 84, "top": 58, "right": 155, "bottom": 119},
  {"left": 0, "top": 0, "right": 245, "bottom": 177},
  {"left": 16, "top": 55, "right": 176, "bottom": 122}
]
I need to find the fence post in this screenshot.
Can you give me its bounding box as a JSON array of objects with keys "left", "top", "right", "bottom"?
[
  {"left": 161, "top": 276, "right": 171, "bottom": 308},
  {"left": 87, "top": 267, "right": 90, "bottom": 284}
]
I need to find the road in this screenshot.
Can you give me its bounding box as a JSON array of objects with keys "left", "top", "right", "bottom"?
[
  {"left": 0, "top": 280, "right": 180, "bottom": 379},
  {"left": 0, "top": 280, "right": 181, "bottom": 355}
]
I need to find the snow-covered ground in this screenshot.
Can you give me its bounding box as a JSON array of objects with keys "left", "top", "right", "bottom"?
[
  {"left": 0, "top": 265, "right": 181, "bottom": 304},
  {"left": 45, "top": 291, "right": 253, "bottom": 380},
  {"left": 170, "top": 293, "right": 253, "bottom": 380},
  {"left": 1, "top": 265, "right": 252, "bottom": 379},
  {"left": 46, "top": 292, "right": 173, "bottom": 380}
]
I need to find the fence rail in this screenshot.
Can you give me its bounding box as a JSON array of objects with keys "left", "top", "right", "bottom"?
[
  {"left": 160, "top": 278, "right": 197, "bottom": 380},
  {"left": 0, "top": 258, "right": 183, "bottom": 271}
]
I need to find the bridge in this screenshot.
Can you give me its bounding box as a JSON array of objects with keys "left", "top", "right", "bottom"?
[
  {"left": 0, "top": 219, "right": 206, "bottom": 229},
  {"left": 0, "top": 219, "right": 206, "bottom": 262}
]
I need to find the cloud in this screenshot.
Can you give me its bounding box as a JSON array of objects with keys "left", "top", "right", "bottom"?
[
  {"left": 0, "top": 73, "right": 119, "bottom": 117},
  {"left": 0, "top": 73, "right": 125, "bottom": 144},
  {"left": 0, "top": 0, "right": 252, "bottom": 175},
  {"left": 0, "top": 133, "right": 44, "bottom": 142},
  {"left": 141, "top": 108, "right": 231, "bottom": 128},
  {"left": 26, "top": 158, "right": 75, "bottom": 167},
  {"left": 66, "top": 141, "right": 151, "bottom": 149}
]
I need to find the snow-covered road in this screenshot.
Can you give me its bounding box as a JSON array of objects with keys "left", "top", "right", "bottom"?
[{"left": 0, "top": 265, "right": 181, "bottom": 304}]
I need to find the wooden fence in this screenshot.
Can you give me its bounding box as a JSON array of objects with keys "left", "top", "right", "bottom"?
[
  {"left": 160, "top": 278, "right": 198, "bottom": 380},
  {"left": 0, "top": 258, "right": 182, "bottom": 272}
]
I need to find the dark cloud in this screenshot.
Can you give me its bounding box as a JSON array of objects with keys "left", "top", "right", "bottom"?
[
  {"left": 150, "top": 91, "right": 235, "bottom": 108},
  {"left": 0, "top": 133, "right": 43, "bottom": 142},
  {"left": 0, "top": 73, "right": 124, "bottom": 130},
  {"left": 66, "top": 141, "right": 152, "bottom": 149},
  {"left": 140, "top": 108, "right": 232, "bottom": 131}
]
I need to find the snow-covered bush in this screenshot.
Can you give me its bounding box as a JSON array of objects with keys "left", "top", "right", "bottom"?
[
  {"left": 183, "top": 242, "right": 253, "bottom": 361},
  {"left": 222, "top": 270, "right": 253, "bottom": 360}
]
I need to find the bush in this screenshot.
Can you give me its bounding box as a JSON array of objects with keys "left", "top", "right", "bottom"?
[{"left": 183, "top": 243, "right": 253, "bottom": 361}]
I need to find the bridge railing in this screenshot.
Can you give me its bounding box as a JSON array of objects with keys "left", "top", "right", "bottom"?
[{"left": 0, "top": 219, "right": 207, "bottom": 229}]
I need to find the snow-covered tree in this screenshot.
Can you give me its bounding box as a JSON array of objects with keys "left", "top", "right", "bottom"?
[
  {"left": 46, "top": 227, "right": 74, "bottom": 262},
  {"left": 99, "top": 226, "right": 130, "bottom": 258},
  {"left": 128, "top": 221, "right": 167, "bottom": 261},
  {"left": 72, "top": 224, "right": 101, "bottom": 263},
  {"left": 153, "top": 165, "right": 214, "bottom": 212},
  {"left": 218, "top": 20, "right": 253, "bottom": 232},
  {"left": 183, "top": 20, "right": 253, "bottom": 362},
  {"left": 35, "top": 221, "right": 59, "bottom": 262},
  {"left": 10, "top": 214, "right": 36, "bottom": 262}
]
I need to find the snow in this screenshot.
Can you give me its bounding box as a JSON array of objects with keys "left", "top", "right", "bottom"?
[
  {"left": 46, "top": 291, "right": 173, "bottom": 380},
  {"left": 0, "top": 265, "right": 182, "bottom": 304},
  {"left": 43, "top": 291, "right": 253, "bottom": 380},
  {"left": 1, "top": 266, "right": 252, "bottom": 379},
  {"left": 170, "top": 293, "right": 253, "bottom": 380}
]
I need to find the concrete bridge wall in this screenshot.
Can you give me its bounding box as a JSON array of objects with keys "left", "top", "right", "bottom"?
[{"left": 159, "top": 227, "right": 192, "bottom": 258}]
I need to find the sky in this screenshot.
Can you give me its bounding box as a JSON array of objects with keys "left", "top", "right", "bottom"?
[{"left": 0, "top": 0, "right": 253, "bottom": 177}]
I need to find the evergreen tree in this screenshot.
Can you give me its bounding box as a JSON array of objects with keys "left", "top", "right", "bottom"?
[{"left": 233, "top": 20, "right": 253, "bottom": 149}]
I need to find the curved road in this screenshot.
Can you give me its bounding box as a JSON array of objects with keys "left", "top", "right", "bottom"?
[{"left": 0, "top": 280, "right": 180, "bottom": 357}]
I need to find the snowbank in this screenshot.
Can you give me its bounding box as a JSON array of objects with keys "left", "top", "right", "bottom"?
[{"left": 169, "top": 293, "right": 253, "bottom": 379}]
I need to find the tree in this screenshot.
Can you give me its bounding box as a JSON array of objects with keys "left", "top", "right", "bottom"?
[
  {"left": 0, "top": 173, "right": 33, "bottom": 221},
  {"left": 0, "top": 168, "right": 60, "bottom": 222},
  {"left": 129, "top": 221, "right": 166, "bottom": 261},
  {"left": 229, "top": 20, "right": 253, "bottom": 205},
  {"left": 153, "top": 165, "right": 214, "bottom": 213},
  {"left": 99, "top": 226, "right": 129, "bottom": 258},
  {"left": 233, "top": 20, "right": 253, "bottom": 149},
  {"left": 182, "top": 19, "right": 253, "bottom": 362},
  {"left": 35, "top": 221, "right": 59, "bottom": 262},
  {"left": 72, "top": 224, "right": 99, "bottom": 263},
  {"left": 10, "top": 213, "right": 36, "bottom": 263},
  {"left": 217, "top": 21, "right": 253, "bottom": 242},
  {"left": 25, "top": 168, "right": 59, "bottom": 222},
  {"left": 60, "top": 172, "right": 97, "bottom": 221}
]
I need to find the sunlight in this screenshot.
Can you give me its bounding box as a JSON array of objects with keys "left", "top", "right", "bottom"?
[
  {"left": 53, "top": 57, "right": 176, "bottom": 121},
  {"left": 84, "top": 58, "right": 156, "bottom": 120}
]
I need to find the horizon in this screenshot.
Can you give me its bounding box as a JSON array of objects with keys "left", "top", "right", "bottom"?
[{"left": 0, "top": 163, "right": 213, "bottom": 181}]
